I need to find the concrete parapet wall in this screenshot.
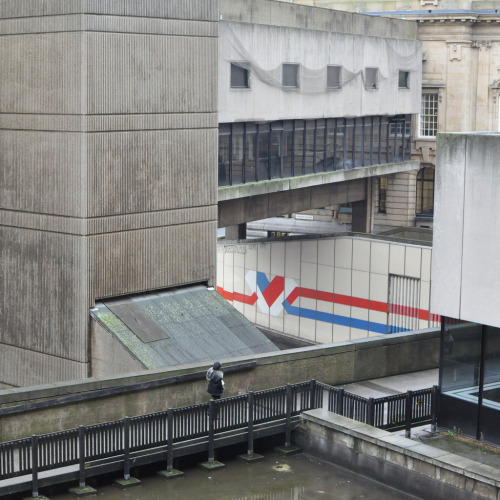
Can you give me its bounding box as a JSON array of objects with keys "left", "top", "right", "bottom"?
[
  {"left": 0, "top": 329, "right": 438, "bottom": 441},
  {"left": 295, "top": 410, "right": 500, "bottom": 500}
]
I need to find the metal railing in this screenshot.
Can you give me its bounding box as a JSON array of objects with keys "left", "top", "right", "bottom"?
[
  {"left": 317, "top": 383, "right": 438, "bottom": 436},
  {"left": 0, "top": 380, "right": 437, "bottom": 497}
]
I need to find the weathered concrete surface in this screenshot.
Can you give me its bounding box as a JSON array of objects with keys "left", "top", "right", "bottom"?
[
  {"left": 0, "top": 329, "right": 438, "bottom": 441},
  {"left": 295, "top": 410, "right": 500, "bottom": 500},
  {"left": 218, "top": 161, "right": 419, "bottom": 227},
  {"left": 0, "top": 0, "right": 218, "bottom": 386},
  {"left": 432, "top": 133, "right": 500, "bottom": 327}
]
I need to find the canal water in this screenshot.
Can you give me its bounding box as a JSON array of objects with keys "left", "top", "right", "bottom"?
[{"left": 48, "top": 450, "right": 419, "bottom": 500}]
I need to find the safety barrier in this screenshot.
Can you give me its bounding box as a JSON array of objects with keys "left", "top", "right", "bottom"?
[{"left": 0, "top": 380, "right": 437, "bottom": 497}]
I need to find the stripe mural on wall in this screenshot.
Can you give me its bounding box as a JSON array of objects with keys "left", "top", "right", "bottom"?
[
  {"left": 217, "top": 270, "right": 440, "bottom": 335},
  {"left": 217, "top": 236, "right": 440, "bottom": 343}
]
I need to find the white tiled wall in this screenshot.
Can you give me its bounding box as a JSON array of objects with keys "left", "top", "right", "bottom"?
[{"left": 217, "top": 236, "right": 435, "bottom": 344}]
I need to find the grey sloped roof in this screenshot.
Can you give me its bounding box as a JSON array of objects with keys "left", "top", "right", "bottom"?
[{"left": 90, "top": 285, "right": 278, "bottom": 369}]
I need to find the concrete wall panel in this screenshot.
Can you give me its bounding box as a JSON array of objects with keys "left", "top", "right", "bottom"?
[
  {"left": 91, "top": 221, "right": 216, "bottom": 301},
  {"left": 87, "top": 33, "right": 217, "bottom": 114},
  {"left": 0, "top": 0, "right": 218, "bottom": 20},
  {"left": 87, "top": 129, "right": 217, "bottom": 216},
  {"left": 0, "top": 32, "right": 82, "bottom": 114},
  {"left": 457, "top": 135, "right": 500, "bottom": 326},
  {"left": 0, "top": 344, "right": 88, "bottom": 389},
  {"left": 91, "top": 321, "right": 144, "bottom": 377},
  {"left": 1, "top": 226, "right": 89, "bottom": 360},
  {"left": 431, "top": 134, "right": 467, "bottom": 319},
  {"left": 1, "top": 131, "right": 84, "bottom": 215}
]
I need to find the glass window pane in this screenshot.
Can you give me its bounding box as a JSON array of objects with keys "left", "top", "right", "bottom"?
[
  {"left": 304, "top": 120, "right": 315, "bottom": 173},
  {"left": 257, "top": 123, "right": 270, "bottom": 180},
  {"left": 441, "top": 321, "right": 482, "bottom": 395},
  {"left": 398, "top": 71, "right": 409, "bottom": 89},
  {"left": 230, "top": 63, "right": 249, "bottom": 88},
  {"left": 420, "top": 93, "right": 438, "bottom": 137},
  {"left": 283, "top": 64, "right": 299, "bottom": 88},
  {"left": 231, "top": 123, "right": 245, "bottom": 185},
  {"left": 365, "top": 67, "right": 378, "bottom": 90},
  {"left": 245, "top": 128, "right": 257, "bottom": 183},
  {"left": 327, "top": 66, "right": 341, "bottom": 89},
  {"left": 218, "top": 131, "right": 229, "bottom": 186}
]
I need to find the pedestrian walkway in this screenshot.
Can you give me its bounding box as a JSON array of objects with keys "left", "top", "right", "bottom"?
[{"left": 340, "top": 369, "right": 438, "bottom": 398}]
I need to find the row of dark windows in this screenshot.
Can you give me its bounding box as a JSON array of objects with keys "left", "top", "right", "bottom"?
[
  {"left": 230, "top": 63, "right": 410, "bottom": 91},
  {"left": 219, "top": 115, "right": 411, "bottom": 186}
]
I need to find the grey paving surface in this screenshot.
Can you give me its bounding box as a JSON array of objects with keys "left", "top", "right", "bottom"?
[{"left": 339, "top": 368, "right": 438, "bottom": 398}]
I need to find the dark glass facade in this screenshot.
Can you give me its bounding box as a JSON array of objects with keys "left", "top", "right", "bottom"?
[
  {"left": 218, "top": 114, "right": 411, "bottom": 186},
  {"left": 439, "top": 317, "right": 500, "bottom": 444}
]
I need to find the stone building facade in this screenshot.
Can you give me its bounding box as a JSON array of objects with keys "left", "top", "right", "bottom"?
[{"left": 287, "top": 0, "right": 500, "bottom": 231}]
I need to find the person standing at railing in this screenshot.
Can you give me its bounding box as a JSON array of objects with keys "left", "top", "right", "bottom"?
[{"left": 206, "top": 361, "right": 225, "bottom": 400}]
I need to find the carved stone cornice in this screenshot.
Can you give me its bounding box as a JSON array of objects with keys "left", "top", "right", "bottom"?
[{"left": 471, "top": 40, "right": 492, "bottom": 50}]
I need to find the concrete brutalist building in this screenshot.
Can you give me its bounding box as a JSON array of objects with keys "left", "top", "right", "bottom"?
[{"left": 0, "top": 0, "right": 422, "bottom": 387}]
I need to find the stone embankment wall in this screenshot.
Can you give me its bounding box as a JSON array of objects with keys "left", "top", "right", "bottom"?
[{"left": 296, "top": 410, "right": 499, "bottom": 500}]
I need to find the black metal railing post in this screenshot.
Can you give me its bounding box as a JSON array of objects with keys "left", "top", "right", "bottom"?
[
  {"left": 368, "top": 398, "right": 375, "bottom": 426},
  {"left": 167, "top": 409, "right": 174, "bottom": 472},
  {"left": 208, "top": 400, "right": 216, "bottom": 463},
  {"left": 285, "top": 384, "right": 292, "bottom": 447},
  {"left": 31, "top": 435, "right": 39, "bottom": 498},
  {"left": 431, "top": 385, "right": 439, "bottom": 432},
  {"left": 405, "top": 391, "right": 413, "bottom": 438},
  {"left": 123, "top": 417, "right": 131, "bottom": 481},
  {"left": 338, "top": 388, "right": 345, "bottom": 416},
  {"left": 309, "top": 379, "right": 317, "bottom": 410},
  {"left": 78, "top": 425, "right": 86, "bottom": 489},
  {"left": 247, "top": 392, "right": 255, "bottom": 456}
]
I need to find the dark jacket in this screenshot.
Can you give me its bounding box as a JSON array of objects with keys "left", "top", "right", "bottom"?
[{"left": 206, "top": 367, "right": 224, "bottom": 396}]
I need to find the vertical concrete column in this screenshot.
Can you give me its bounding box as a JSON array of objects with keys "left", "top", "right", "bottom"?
[
  {"left": 225, "top": 224, "right": 247, "bottom": 240},
  {"left": 0, "top": 0, "right": 219, "bottom": 386}
]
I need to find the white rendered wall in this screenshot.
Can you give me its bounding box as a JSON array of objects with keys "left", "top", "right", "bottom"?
[
  {"left": 218, "top": 20, "right": 422, "bottom": 123},
  {"left": 217, "top": 236, "right": 437, "bottom": 343},
  {"left": 432, "top": 133, "right": 500, "bottom": 328}
]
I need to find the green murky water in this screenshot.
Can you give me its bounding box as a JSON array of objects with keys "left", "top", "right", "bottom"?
[{"left": 47, "top": 451, "right": 418, "bottom": 500}]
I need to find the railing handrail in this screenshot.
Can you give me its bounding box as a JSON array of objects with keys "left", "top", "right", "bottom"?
[{"left": 0, "top": 379, "right": 437, "bottom": 493}]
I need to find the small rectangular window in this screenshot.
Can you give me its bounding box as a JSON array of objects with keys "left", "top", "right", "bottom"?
[
  {"left": 364, "top": 67, "right": 378, "bottom": 90},
  {"left": 327, "top": 65, "right": 341, "bottom": 89},
  {"left": 230, "top": 63, "right": 249, "bottom": 88},
  {"left": 282, "top": 63, "right": 299, "bottom": 88},
  {"left": 398, "top": 71, "right": 409, "bottom": 89}
]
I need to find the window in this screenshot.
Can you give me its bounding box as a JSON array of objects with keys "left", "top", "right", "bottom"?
[
  {"left": 327, "top": 65, "right": 341, "bottom": 89},
  {"left": 398, "top": 71, "right": 409, "bottom": 89},
  {"left": 420, "top": 93, "right": 438, "bottom": 137},
  {"left": 389, "top": 120, "right": 411, "bottom": 136},
  {"left": 379, "top": 177, "right": 387, "bottom": 213},
  {"left": 230, "top": 63, "right": 249, "bottom": 88},
  {"left": 364, "top": 68, "right": 378, "bottom": 90},
  {"left": 416, "top": 166, "right": 434, "bottom": 216},
  {"left": 282, "top": 63, "right": 299, "bottom": 88}
]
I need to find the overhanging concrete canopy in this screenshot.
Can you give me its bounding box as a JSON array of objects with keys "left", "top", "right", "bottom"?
[{"left": 218, "top": 160, "right": 419, "bottom": 228}]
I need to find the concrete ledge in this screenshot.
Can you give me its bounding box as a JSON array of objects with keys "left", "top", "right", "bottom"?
[
  {"left": 0, "top": 329, "right": 439, "bottom": 442},
  {"left": 218, "top": 161, "right": 420, "bottom": 202},
  {"left": 295, "top": 409, "right": 500, "bottom": 500}
]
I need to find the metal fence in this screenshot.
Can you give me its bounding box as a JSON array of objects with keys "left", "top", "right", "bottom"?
[
  {"left": 0, "top": 380, "right": 437, "bottom": 497},
  {"left": 317, "top": 383, "right": 437, "bottom": 435}
]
